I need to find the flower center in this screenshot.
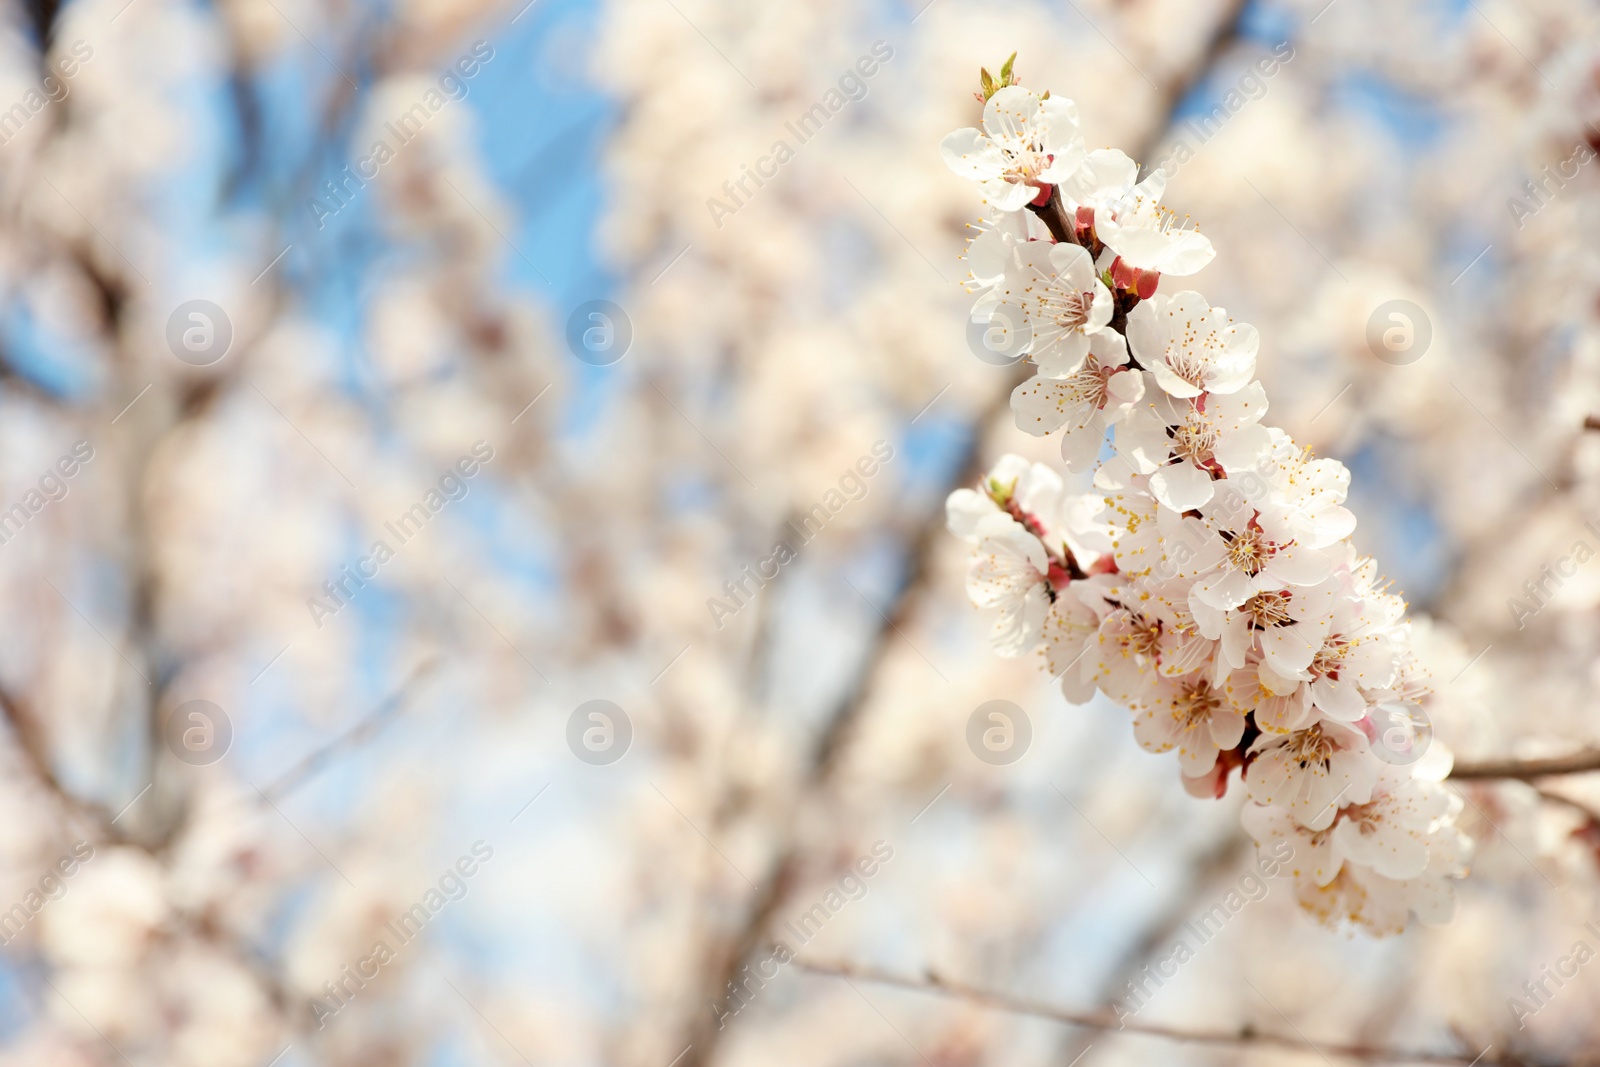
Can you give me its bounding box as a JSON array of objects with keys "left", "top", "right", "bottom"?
[
  {"left": 1174, "top": 679, "right": 1222, "bottom": 727},
  {"left": 1312, "top": 637, "right": 1349, "bottom": 681},
  {"left": 1286, "top": 724, "right": 1335, "bottom": 768},
  {"left": 1056, "top": 360, "right": 1110, "bottom": 408},
  {"left": 1337, "top": 799, "right": 1381, "bottom": 834},
  {"left": 997, "top": 140, "right": 1048, "bottom": 184},
  {"left": 1169, "top": 414, "right": 1218, "bottom": 464},
  {"left": 1126, "top": 615, "right": 1162, "bottom": 658},
  {"left": 1244, "top": 590, "right": 1292, "bottom": 628},
  {"left": 1165, "top": 344, "right": 1210, "bottom": 388},
  {"left": 1043, "top": 287, "right": 1096, "bottom": 331},
  {"left": 1226, "top": 528, "right": 1271, "bottom": 576}
]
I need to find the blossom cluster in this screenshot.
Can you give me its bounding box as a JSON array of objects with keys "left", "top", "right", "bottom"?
[{"left": 942, "top": 72, "right": 1469, "bottom": 935}]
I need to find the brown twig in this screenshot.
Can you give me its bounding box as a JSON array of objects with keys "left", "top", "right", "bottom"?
[
  {"left": 0, "top": 681, "right": 125, "bottom": 844},
  {"left": 1449, "top": 750, "right": 1600, "bottom": 781},
  {"left": 1533, "top": 786, "right": 1600, "bottom": 825},
  {"left": 257, "top": 656, "right": 444, "bottom": 803},
  {"left": 794, "top": 958, "right": 1536, "bottom": 1066},
  {"left": 1026, "top": 185, "right": 1078, "bottom": 244}
]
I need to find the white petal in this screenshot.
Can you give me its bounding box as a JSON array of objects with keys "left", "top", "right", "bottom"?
[
  {"left": 1266, "top": 545, "right": 1333, "bottom": 587},
  {"left": 1258, "top": 620, "right": 1321, "bottom": 676},
  {"left": 1151, "top": 231, "right": 1216, "bottom": 275},
  {"left": 981, "top": 85, "right": 1042, "bottom": 140},
  {"left": 1150, "top": 462, "right": 1215, "bottom": 511},
  {"left": 1061, "top": 147, "right": 1137, "bottom": 206},
  {"left": 1092, "top": 328, "right": 1131, "bottom": 370},
  {"left": 1114, "top": 407, "right": 1172, "bottom": 473},
  {"left": 946, "top": 488, "right": 997, "bottom": 540},
  {"left": 1012, "top": 376, "right": 1087, "bottom": 437},
  {"left": 1310, "top": 675, "right": 1368, "bottom": 720},
  {"left": 941, "top": 128, "right": 1002, "bottom": 179},
  {"left": 983, "top": 177, "right": 1035, "bottom": 212},
  {"left": 987, "top": 584, "right": 1050, "bottom": 658},
  {"left": 1047, "top": 241, "right": 1095, "bottom": 282},
  {"left": 1194, "top": 567, "right": 1254, "bottom": 611},
  {"left": 1213, "top": 424, "right": 1272, "bottom": 471},
  {"left": 1059, "top": 416, "right": 1108, "bottom": 472}
]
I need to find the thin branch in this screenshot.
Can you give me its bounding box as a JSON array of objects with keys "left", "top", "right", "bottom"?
[
  {"left": 0, "top": 681, "right": 125, "bottom": 843},
  {"left": 1532, "top": 786, "right": 1600, "bottom": 825},
  {"left": 258, "top": 656, "right": 443, "bottom": 803},
  {"left": 795, "top": 958, "right": 1532, "bottom": 1066},
  {"left": 1449, "top": 750, "right": 1600, "bottom": 781},
  {"left": 1026, "top": 185, "right": 1078, "bottom": 244}
]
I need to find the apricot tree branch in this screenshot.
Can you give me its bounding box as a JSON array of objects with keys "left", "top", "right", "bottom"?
[
  {"left": 1449, "top": 750, "right": 1600, "bottom": 781},
  {"left": 795, "top": 958, "right": 1540, "bottom": 1066},
  {"left": 257, "top": 656, "right": 444, "bottom": 803}
]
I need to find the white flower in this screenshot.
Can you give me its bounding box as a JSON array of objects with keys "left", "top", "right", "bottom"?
[
  {"left": 1043, "top": 577, "right": 1111, "bottom": 704},
  {"left": 1246, "top": 720, "right": 1377, "bottom": 831},
  {"left": 1297, "top": 863, "right": 1458, "bottom": 935},
  {"left": 964, "top": 213, "right": 1048, "bottom": 346},
  {"left": 1358, "top": 641, "right": 1436, "bottom": 736},
  {"left": 1086, "top": 579, "right": 1206, "bottom": 706},
  {"left": 941, "top": 86, "right": 1086, "bottom": 212},
  {"left": 1010, "top": 331, "right": 1144, "bottom": 471},
  {"left": 1171, "top": 512, "right": 1332, "bottom": 617},
  {"left": 1220, "top": 661, "right": 1313, "bottom": 733},
  {"left": 1115, "top": 382, "right": 1271, "bottom": 510},
  {"left": 964, "top": 213, "right": 1037, "bottom": 296},
  {"left": 1242, "top": 801, "right": 1345, "bottom": 888},
  {"left": 992, "top": 241, "right": 1112, "bottom": 373},
  {"left": 1227, "top": 430, "right": 1356, "bottom": 550},
  {"left": 947, "top": 454, "right": 1112, "bottom": 567},
  {"left": 1216, "top": 581, "right": 1342, "bottom": 682},
  {"left": 1260, "top": 591, "right": 1405, "bottom": 721},
  {"left": 1126, "top": 291, "right": 1258, "bottom": 398},
  {"left": 1058, "top": 148, "right": 1147, "bottom": 221},
  {"left": 965, "top": 513, "right": 1051, "bottom": 657},
  {"left": 1286, "top": 870, "right": 1399, "bottom": 935},
  {"left": 1331, "top": 769, "right": 1456, "bottom": 881},
  {"left": 1131, "top": 674, "right": 1246, "bottom": 776},
  {"left": 1058, "top": 149, "right": 1215, "bottom": 275},
  {"left": 1242, "top": 792, "right": 1465, "bottom": 934},
  {"left": 946, "top": 454, "right": 1037, "bottom": 541},
  {"left": 1255, "top": 778, "right": 1469, "bottom": 935}
]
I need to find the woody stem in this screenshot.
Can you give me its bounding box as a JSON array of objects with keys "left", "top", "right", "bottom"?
[{"left": 1027, "top": 185, "right": 1078, "bottom": 245}]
